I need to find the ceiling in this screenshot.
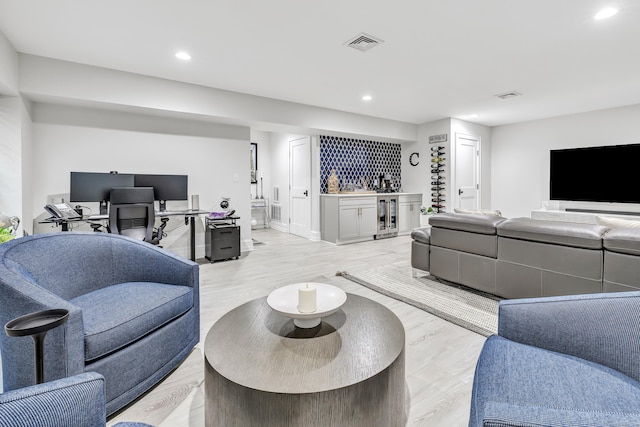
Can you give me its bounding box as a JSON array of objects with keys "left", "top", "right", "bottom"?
[{"left": 1, "top": 0, "right": 639, "bottom": 127}]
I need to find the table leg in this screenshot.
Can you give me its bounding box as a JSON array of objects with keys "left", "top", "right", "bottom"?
[
  {"left": 190, "top": 216, "right": 196, "bottom": 261},
  {"left": 32, "top": 332, "right": 47, "bottom": 384}
]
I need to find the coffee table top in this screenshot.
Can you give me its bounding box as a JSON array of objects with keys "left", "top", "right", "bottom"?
[{"left": 204, "top": 293, "right": 405, "bottom": 394}]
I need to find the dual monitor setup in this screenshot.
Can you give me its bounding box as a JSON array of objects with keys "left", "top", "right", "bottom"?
[{"left": 70, "top": 172, "right": 188, "bottom": 215}]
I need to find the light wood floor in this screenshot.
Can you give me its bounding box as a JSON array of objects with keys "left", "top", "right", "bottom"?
[{"left": 107, "top": 229, "right": 486, "bottom": 427}]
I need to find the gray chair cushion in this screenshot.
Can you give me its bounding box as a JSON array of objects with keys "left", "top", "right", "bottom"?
[
  {"left": 470, "top": 335, "right": 640, "bottom": 426},
  {"left": 497, "top": 217, "right": 608, "bottom": 249},
  {"left": 410, "top": 227, "right": 431, "bottom": 244},
  {"left": 71, "top": 282, "right": 193, "bottom": 361},
  {"left": 603, "top": 228, "right": 640, "bottom": 256},
  {"left": 429, "top": 213, "right": 505, "bottom": 235}
]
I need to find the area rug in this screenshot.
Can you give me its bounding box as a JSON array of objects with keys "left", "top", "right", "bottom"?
[{"left": 337, "top": 261, "right": 500, "bottom": 336}]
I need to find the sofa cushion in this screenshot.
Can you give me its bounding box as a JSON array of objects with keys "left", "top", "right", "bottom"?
[
  {"left": 410, "top": 227, "right": 431, "bottom": 244},
  {"left": 454, "top": 208, "right": 502, "bottom": 217},
  {"left": 70, "top": 282, "right": 193, "bottom": 362},
  {"left": 470, "top": 335, "right": 640, "bottom": 426},
  {"left": 497, "top": 217, "right": 608, "bottom": 249},
  {"left": 596, "top": 215, "right": 640, "bottom": 229},
  {"left": 603, "top": 227, "right": 640, "bottom": 256},
  {"left": 429, "top": 213, "right": 506, "bottom": 235}
]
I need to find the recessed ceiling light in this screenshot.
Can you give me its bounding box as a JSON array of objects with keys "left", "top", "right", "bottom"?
[
  {"left": 362, "top": 95, "right": 373, "bottom": 101},
  {"left": 175, "top": 51, "right": 191, "bottom": 61},
  {"left": 594, "top": 7, "right": 618, "bottom": 20}
]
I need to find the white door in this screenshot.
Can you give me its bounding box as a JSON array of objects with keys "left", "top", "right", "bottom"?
[
  {"left": 455, "top": 133, "right": 480, "bottom": 209},
  {"left": 290, "top": 136, "right": 311, "bottom": 238}
]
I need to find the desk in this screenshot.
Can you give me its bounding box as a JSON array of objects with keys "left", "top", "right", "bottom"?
[
  {"left": 41, "top": 210, "right": 209, "bottom": 261},
  {"left": 40, "top": 215, "right": 107, "bottom": 231},
  {"left": 157, "top": 210, "right": 209, "bottom": 261},
  {"left": 204, "top": 294, "right": 406, "bottom": 426}
]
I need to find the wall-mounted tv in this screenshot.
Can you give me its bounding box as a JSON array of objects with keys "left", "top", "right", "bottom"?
[{"left": 550, "top": 143, "right": 640, "bottom": 204}]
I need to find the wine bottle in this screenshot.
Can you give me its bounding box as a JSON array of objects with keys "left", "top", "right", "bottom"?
[{"left": 430, "top": 146, "right": 445, "bottom": 151}]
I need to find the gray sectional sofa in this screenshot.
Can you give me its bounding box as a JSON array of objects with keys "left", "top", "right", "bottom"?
[{"left": 411, "top": 213, "right": 640, "bottom": 298}]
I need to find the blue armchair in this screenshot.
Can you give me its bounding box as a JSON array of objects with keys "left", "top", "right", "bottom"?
[
  {"left": 469, "top": 292, "right": 640, "bottom": 426},
  {"left": 0, "top": 372, "right": 152, "bottom": 426},
  {"left": 0, "top": 232, "right": 199, "bottom": 416}
]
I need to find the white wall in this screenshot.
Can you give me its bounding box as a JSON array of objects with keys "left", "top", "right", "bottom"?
[
  {"left": 0, "top": 97, "right": 22, "bottom": 231},
  {"left": 31, "top": 102, "right": 252, "bottom": 257},
  {"left": 20, "top": 98, "right": 33, "bottom": 234},
  {"left": 249, "top": 129, "right": 271, "bottom": 201},
  {"left": 491, "top": 103, "right": 640, "bottom": 218},
  {"left": 269, "top": 132, "right": 293, "bottom": 232},
  {"left": 0, "top": 31, "right": 18, "bottom": 95}
]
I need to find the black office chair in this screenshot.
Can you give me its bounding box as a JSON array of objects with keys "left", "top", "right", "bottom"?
[{"left": 108, "top": 187, "right": 167, "bottom": 245}]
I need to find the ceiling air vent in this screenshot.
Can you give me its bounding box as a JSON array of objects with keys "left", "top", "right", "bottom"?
[
  {"left": 494, "top": 91, "right": 522, "bottom": 100},
  {"left": 345, "top": 33, "right": 384, "bottom": 52}
]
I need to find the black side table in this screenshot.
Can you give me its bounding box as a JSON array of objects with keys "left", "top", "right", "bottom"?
[{"left": 4, "top": 309, "right": 69, "bottom": 384}]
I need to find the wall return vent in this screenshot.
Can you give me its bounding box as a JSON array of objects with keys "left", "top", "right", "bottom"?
[{"left": 344, "top": 33, "right": 384, "bottom": 52}]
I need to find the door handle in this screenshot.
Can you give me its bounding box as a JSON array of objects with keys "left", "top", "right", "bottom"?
[
  {"left": 458, "top": 189, "right": 463, "bottom": 195},
  {"left": 303, "top": 190, "right": 308, "bottom": 197}
]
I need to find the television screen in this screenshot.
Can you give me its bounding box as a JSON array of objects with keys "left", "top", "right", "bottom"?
[
  {"left": 134, "top": 174, "right": 188, "bottom": 201},
  {"left": 550, "top": 143, "right": 640, "bottom": 204},
  {"left": 70, "top": 172, "right": 135, "bottom": 202}
]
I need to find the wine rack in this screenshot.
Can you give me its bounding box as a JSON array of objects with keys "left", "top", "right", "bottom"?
[{"left": 430, "top": 146, "right": 446, "bottom": 213}]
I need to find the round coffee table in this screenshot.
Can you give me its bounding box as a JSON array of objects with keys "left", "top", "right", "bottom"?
[{"left": 204, "top": 293, "right": 406, "bottom": 427}]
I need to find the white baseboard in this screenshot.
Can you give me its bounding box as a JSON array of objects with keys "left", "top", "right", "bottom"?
[
  {"left": 243, "top": 238, "right": 255, "bottom": 252},
  {"left": 270, "top": 222, "right": 288, "bottom": 233}
]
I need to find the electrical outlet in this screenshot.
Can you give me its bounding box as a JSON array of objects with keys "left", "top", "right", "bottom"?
[{"left": 233, "top": 173, "right": 239, "bottom": 182}]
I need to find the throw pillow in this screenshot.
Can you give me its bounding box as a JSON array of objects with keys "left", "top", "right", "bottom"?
[
  {"left": 595, "top": 216, "right": 640, "bottom": 229},
  {"left": 454, "top": 208, "right": 503, "bottom": 217}
]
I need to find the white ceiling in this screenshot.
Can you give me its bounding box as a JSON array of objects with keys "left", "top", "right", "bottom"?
[{"left": 1, "top": 0, "right": 639, "bottom": 127}]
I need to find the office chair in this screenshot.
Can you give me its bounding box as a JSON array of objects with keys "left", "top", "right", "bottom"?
[{"left": 108, "top": 187, "right": 167, "bottom": 245}]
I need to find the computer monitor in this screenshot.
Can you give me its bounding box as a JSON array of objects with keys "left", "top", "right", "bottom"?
[
  {"left": 134, "top": 174, "right": 188, "bottom": 211},
  {"left": 70, "top": 172, "right": 135, "bottom": 214}
]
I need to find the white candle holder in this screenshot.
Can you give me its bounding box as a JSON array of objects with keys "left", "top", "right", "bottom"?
[{"left": 267, "top": 283, "right": 347, "bottom": 328}]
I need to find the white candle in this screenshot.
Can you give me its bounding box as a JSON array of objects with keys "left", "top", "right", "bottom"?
[{"left": 297, "top": 283, "right": 317, "bottom": 313}]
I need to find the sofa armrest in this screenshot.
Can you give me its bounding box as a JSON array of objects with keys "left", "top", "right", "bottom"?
[
  {"left": 0, "top": 372, "right": 105, "bottom": 426},
  {"left": 498, "top": 291, "right": 640, "bottom": 381},
  {"left": 482, "top": 401, "right": 640, "bottom": 427}
]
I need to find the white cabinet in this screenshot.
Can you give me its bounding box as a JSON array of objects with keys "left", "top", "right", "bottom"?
[
  {"left": 399, "top": 194, "right": 422, "bottom": 234},
  {"left": 339, "top": 201, "right": 377, "bottom": 241},
  {"left": 321, "top": 195, "right": 377, "bottom": 244},
  {"left": 321, "top": 193, "right": 421, "bottom": 244}
]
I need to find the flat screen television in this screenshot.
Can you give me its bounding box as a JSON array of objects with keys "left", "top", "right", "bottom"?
[
  {"left": 550, "top": 143, "right": 640, "bottom": 204},
  {"left": 134, "top": 174, "right": 188, "bottom": 211}
]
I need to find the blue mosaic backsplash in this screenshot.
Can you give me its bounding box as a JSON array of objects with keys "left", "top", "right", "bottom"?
[{"left": 320, "top": 135, "right": 401, "bottom": 193}]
